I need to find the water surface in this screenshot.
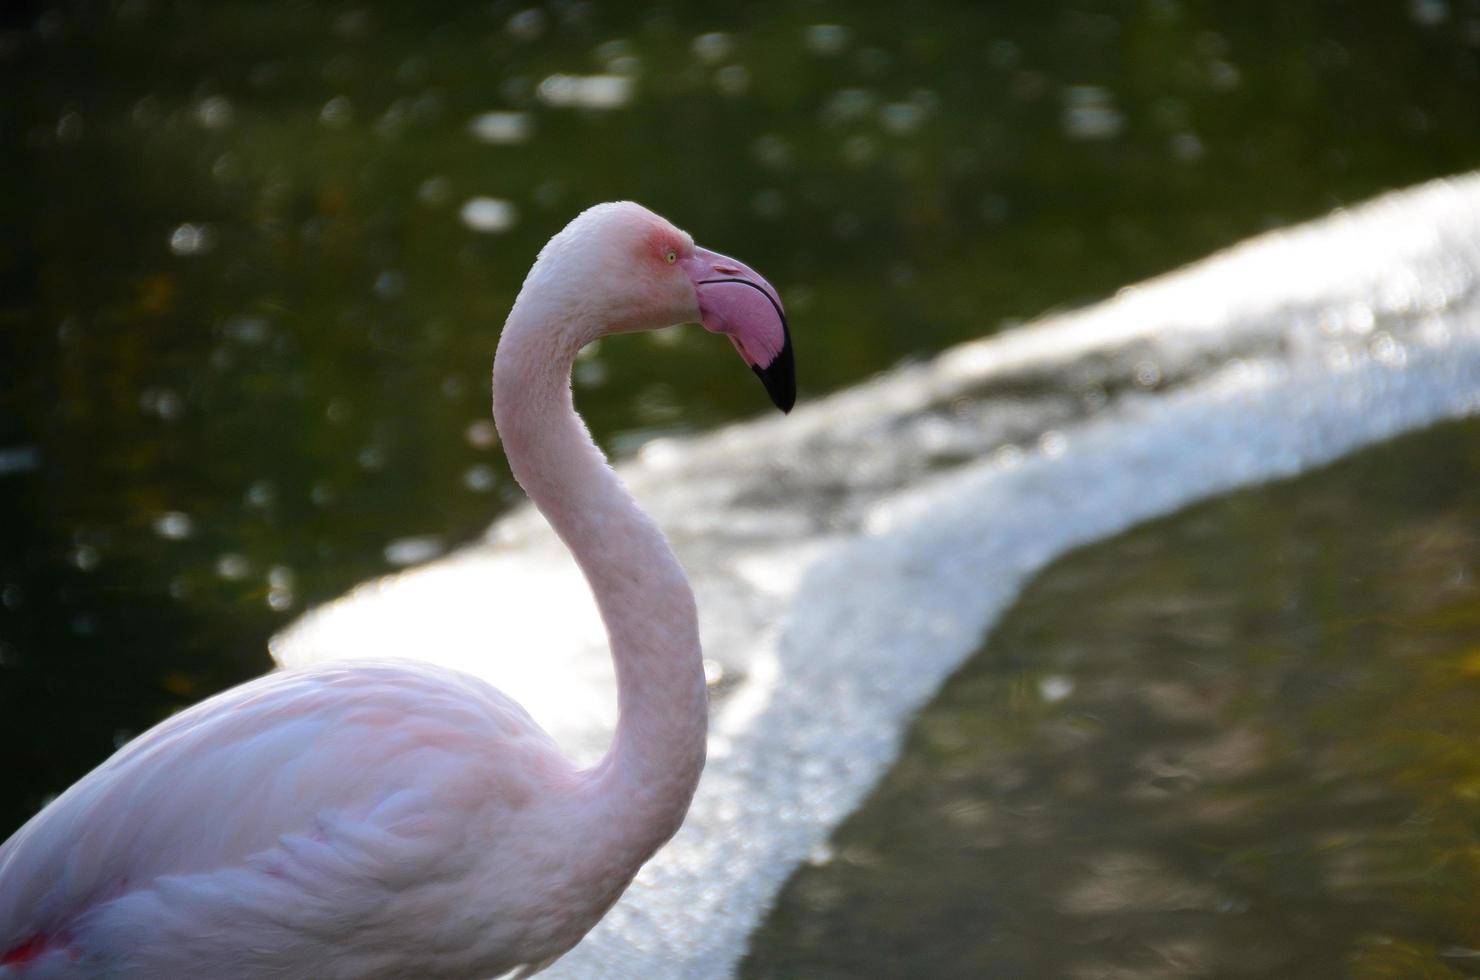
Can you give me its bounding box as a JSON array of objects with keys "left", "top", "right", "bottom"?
[{"left": 744, "top": 418, "right": 1480, "bottom": 979}]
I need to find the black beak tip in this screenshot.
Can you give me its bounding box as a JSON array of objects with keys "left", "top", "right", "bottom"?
[{"left": 753, "top": 334, "right": 796, "bottom": 414}]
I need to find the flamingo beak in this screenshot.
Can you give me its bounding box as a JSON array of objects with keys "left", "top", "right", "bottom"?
[{"left": 680, "top": 247, "right": 795, "bottom": 414}]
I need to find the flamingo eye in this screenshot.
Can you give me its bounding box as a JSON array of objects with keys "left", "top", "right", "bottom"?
[{"left": 665, "top": 249, "right": 677, "bottom": 264}]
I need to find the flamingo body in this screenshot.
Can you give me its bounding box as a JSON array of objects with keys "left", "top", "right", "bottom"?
[
  {"left": 2, "top": 662, "right": 597, "bottom": 977},
  {"left": 0, "top": 202, "right": 793, "bottom": 977}
]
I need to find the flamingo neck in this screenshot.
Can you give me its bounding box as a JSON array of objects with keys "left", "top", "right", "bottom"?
[{"left": 492, "top": 305, "right": 707, "bottom": 870}]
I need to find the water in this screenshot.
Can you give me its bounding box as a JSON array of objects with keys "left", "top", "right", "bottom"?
[
  {"left": 4, "top": 0, "right": 1480, "bottom": 971},
  {"left": 743, "top": 417, "right": 1480, "bottom": 978}
]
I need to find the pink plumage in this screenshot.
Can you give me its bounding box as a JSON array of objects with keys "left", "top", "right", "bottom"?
[{"left": 0, "top": 202, "right": 792, "bottom": 978}]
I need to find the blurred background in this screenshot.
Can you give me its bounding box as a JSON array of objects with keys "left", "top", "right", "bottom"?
[{"left": 3, "top": 1, "right": 1480, "bottom": 975}]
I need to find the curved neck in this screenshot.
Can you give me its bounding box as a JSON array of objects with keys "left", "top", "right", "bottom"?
[{"left": 492, "top": 306, "right": 707, "bottom": 865}]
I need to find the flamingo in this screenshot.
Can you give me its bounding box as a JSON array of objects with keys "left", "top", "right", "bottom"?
[{"left": 0, "top": 202, "right": 794, "bottom": 978}]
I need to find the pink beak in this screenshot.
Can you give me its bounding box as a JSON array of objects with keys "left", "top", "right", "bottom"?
[{"left": 680, "top": 246, "right": 795, "bottom": 413}]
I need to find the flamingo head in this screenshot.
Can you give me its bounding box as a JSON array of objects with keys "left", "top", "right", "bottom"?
[{"left": 529, "top": 202, "right": 795, "bottom": 413}]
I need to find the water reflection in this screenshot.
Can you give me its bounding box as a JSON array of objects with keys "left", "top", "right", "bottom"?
[
  {"left": 167, "top": 222, "right": 214, "bottom": 256},
  {"left": 459, "top": 197, "right": 519, "bottom": 233},
  {"left": 469, "top": 110, "right": 532, "bottom": 145},
  {"left": 536, "top": 74, "right": 634, "bottom": 110},
  {"left": 804, "top": 24, "right": 851, "bottom": 56},
  {"left": 1062, "top": 85, "right": 1123, "bottom": 140}
]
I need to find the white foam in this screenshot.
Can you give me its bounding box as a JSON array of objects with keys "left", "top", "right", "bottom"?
[{"left": 273, "top": 172, "right": 1480, "bottom": 977}]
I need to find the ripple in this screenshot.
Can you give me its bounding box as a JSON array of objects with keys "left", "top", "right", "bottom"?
[
  {"left": 169, "top": 223, "right": 214, "bottom": 256},
  {"left": 468, "top": 111, "right": 532, "bottom": 145},
  {"left": 691, "top": 32, "right": 733, "bottom": 64},
  {"left": 804, "top": 24, "right": 850, "bottom": 56},
  {"left": 537, "top": 74, "right": 634, "bottom": 110},
  {"left": 151, "top": 512, "right": 194, "bottom": 541},
  {"left": 459, "top": 197, "right": 518, "bottom": 233},
  {"left": 1062, "top": 85, "right": 1124, "bottom": 140},
  {"left": 384, "top": 536, "right": 446, "bottom": 567}
]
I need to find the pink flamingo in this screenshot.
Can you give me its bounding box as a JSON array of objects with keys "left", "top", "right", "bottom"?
[{"left": 0, "top": 202, "right": 793, "bottom": 978}]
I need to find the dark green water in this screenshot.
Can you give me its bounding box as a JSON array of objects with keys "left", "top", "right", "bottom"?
[
  {"left": 2, "top": 0, "right": 1479, "bottom": 857},
  {"left": 744, "top": 417, "right": 1480, "bottom": 979}
]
